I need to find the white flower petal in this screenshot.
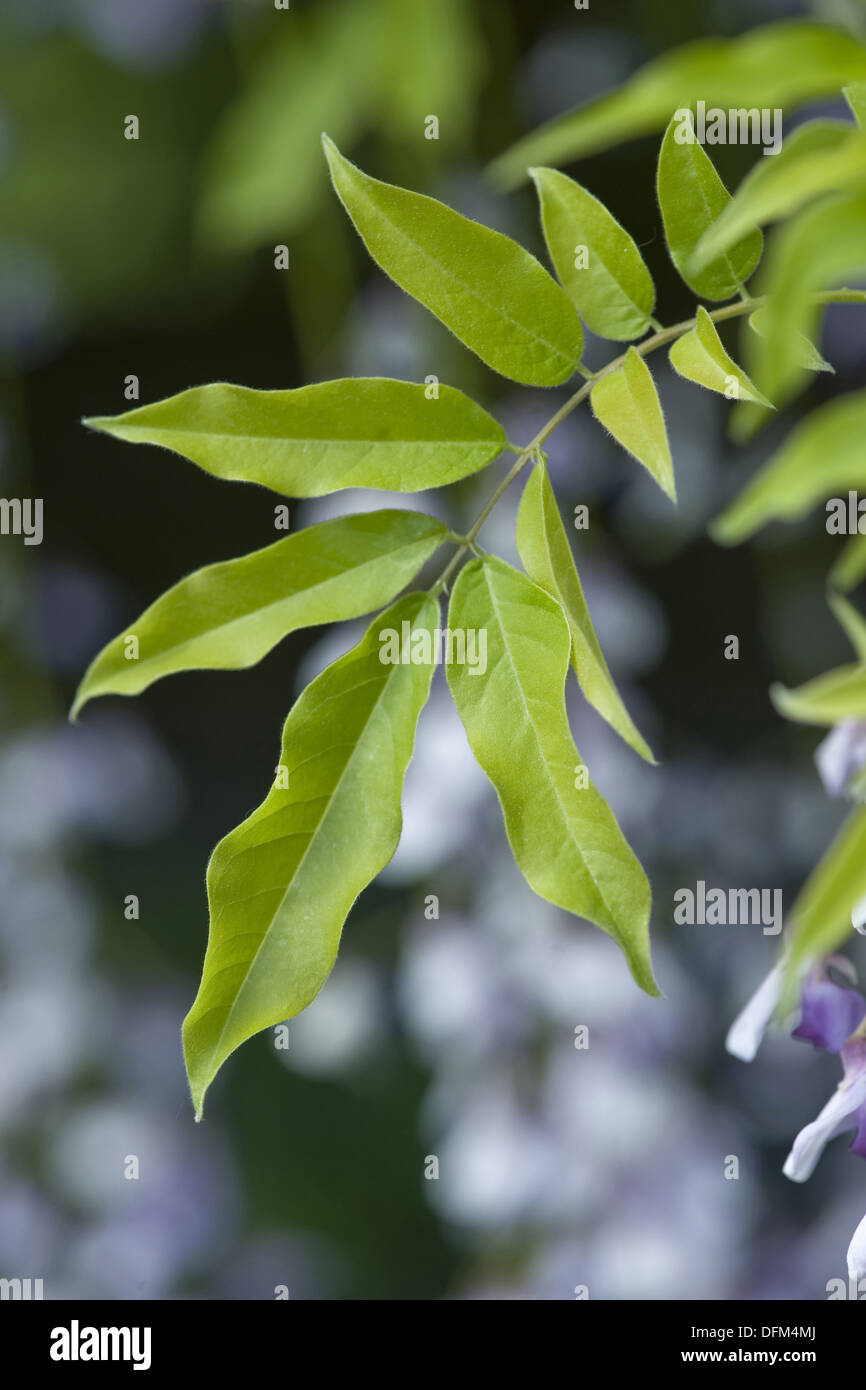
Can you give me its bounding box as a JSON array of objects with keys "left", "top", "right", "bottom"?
[
  {"left": 783, "top": 1068, "right": 866, "bottom": 1182},
  {"left": 815, "top": 719, "right": 866, "bottom": 798},
  {"left": 847, "top": 1209, "right": 866, "bottom": 1285},
  {"left": 725, "top": 964, "right": 785, "bottom": 1061}
]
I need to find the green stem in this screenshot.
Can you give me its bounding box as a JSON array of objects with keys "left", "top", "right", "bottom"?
[{"left": 428, "top": 290, "right": 858, "bottom": 598}]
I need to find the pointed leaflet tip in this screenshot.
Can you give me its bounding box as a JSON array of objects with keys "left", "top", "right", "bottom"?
[{"left": 182, "top": 593, "right": 439, "bottom": 1112}]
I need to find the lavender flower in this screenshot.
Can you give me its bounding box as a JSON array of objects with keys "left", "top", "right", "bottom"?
[
  {"left": 726, "top": 956, "right": 864, "bottom": 1062},
  {"left": 791, "top": 960, "right": 866, "bottom": 1054}
]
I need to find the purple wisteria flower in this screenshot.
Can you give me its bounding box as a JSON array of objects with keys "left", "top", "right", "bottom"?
[
  {"left": 791, "top": 960, "right": 866, "bottom": 1054},
  {"left": 728, "top": 956, "right": 866, "bottom": 1277},
  {"left": 725, "top": 956, "right": 865, "bottom": 1061}
]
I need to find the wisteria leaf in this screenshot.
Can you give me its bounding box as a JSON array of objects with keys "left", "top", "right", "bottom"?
[
  {"left": 378, "top": 0, "right": 485, "bottom": 147},
  {"left": 845, "top": 83, "right": 866, "bottom": 128},
  {"left": 489, "top": 21, "right": 866, "bottom": 186},
  {"left": 71, "top": 510, "right": 449, "bottom": 716},
  {"left": 690, "top": 121, "right": 860, "bottom": 271},
  {"left": 669, "top": 306, "right": 773, "bottom": 406},
  {"left": 446, "top": 556, "right": 658, "bottom": 996},
  {"left": 323, "top": 136, "right": 583, "bottom": 386},
  {"left": 657, "top": 113, "right": 763, "bottom": 300},
  {"left": 748, "top": 307, "right": 833, "bottom": 374},
  {"left": 830, "top": 533, "right": 866, "bottom": 592},
  {"left": 771, "top": 664, "right": 866, "bottom": 726},
  {"left": 198, "top": 0, "right": 381, "bottom": 250},
  {"left": 829, "top": 593, "right": 866, "bottom": 661},
  {"left": 748, "top": 195, "right": 866, "bottom": 406},
  {"left": 516, "top": 459, "right": 654, "bottom": 762},
  {"left": 530, "top": 167, "right": 655, "bottom": 340},
  {"left": 590, "top": 348, "right": 675, "bottom": 500},
  {"left": 84, "top": 378, "right": 508, "bottom": 497},
  {"left": 711, "top": 390, "right": 866, "bottom": 544},
  {"left": 183, "top": 591, "right": 438, "bottom": 1117},
  {"left": 786, "top": 806, "right": 866, "bottom": 988}
]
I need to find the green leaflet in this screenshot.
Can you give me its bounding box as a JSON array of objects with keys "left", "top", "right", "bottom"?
[
  {"left": 446, "top": 556, "right": 658, "bottom": 996},
  {"left": 785, "top": 806, "right": 866, "bottom": 988},
  {"left": 711, "top": 390, "right": 866, "bottom": 544},
  {"left": 323, "top": 137, "right": 584, "bottom": 386},
  {"left": 377, "top": 0, "right": 485, "bottom": 148},
  {"left": 668, "top": 306, "right": 773, "bottom": 406},
  {"left": 84, "top": 378, "right": 508, "bottom": 497},
  {"left": 489, "top": 21, "right": 866, "bottom": 187},
  {"left": 771, "top": 665, "right": 866, "bottom": 726},
  {"left": 845, "top": 83, "right": 866, "bottom": 128},
  {"left": 197, "top": 1, "right": 381, "bottom": 250},
  {"left": 829, "top": 592, "right": 866, "bottom": 661},
  {"left": 71, "top": 510, "right": 449, "bottom": 716},
  {"left": 691, "top": 122, "right": 864, "bottom": 272},
  {"left": 748, "top": 195, "right": 866, "bottom": 406},
  {"left": 590, "top": 348, "right": 675, "bottom": 500},
  {"left": 197, "top": 0, "right": 486, "bottom": 251},
  {"left": 830, "top": 534, "right": 866, "bottom": 592},
  {"left": 657, "top": 113, "right": 763, "bottom": 300},
  {"left": 530, "top": 167, "right": 655, "bottom": 341},
  {"left": 183, "top": 591, "right": 438, "bottom": 1117},
  {"left": 516, "top": 460, "right": 654, "bottom": 763},
  {"left": 747, "top": 307, "right": 833, "bottom": 374}
]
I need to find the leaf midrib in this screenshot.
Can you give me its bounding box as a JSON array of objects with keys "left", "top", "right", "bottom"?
[
  {"left": 480, "top": 564, "right": 621, "bottom": 930},
  {"left": 356, "top": 182, "right": 579, "bottom": 373},
  {"left": 686, "top": 143, "right": 745, "bottom": 287},
  {"left": 197, "top": 602, "right": 430, "bottom": 1076},
  {"left": 100, "top": 535, "right": 438, "bottom": 680},
  {"left": 110, "top": 424, "right": 501, "bottom": 450},
  {"left": 549, "top": 184, "right": 649, "bottom": 322},
  {"left": 535, "top": 474, "right": 613, "bottom": 681}
]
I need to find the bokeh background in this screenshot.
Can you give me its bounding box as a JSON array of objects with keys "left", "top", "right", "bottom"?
[{"left": 2, "top": 0, "right": 866, "bottom": 1300}]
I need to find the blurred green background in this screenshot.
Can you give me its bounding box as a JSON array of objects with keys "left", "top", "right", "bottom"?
[{"left": 2, "top": 0, "right": 866, "bottom": 1300}]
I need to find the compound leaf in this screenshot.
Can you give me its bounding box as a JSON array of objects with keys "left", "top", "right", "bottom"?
[
  {"left": 183, "top": 591, "right": 438, "bottom": 1117},
  {"left": 516, "top": 459, "right": 654, "bottom": 762},
  {"left": 323, "top": 136, "right": 584, "bottom": 386},
  {"left": 446, "top": 555, "right": 658, "bottom": 995},
  {"left": 71, "top": 510, "right": 449, "bottom": 716},
  {"left": 84, "top": 378, "right": 508, "bottom": 497}
]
